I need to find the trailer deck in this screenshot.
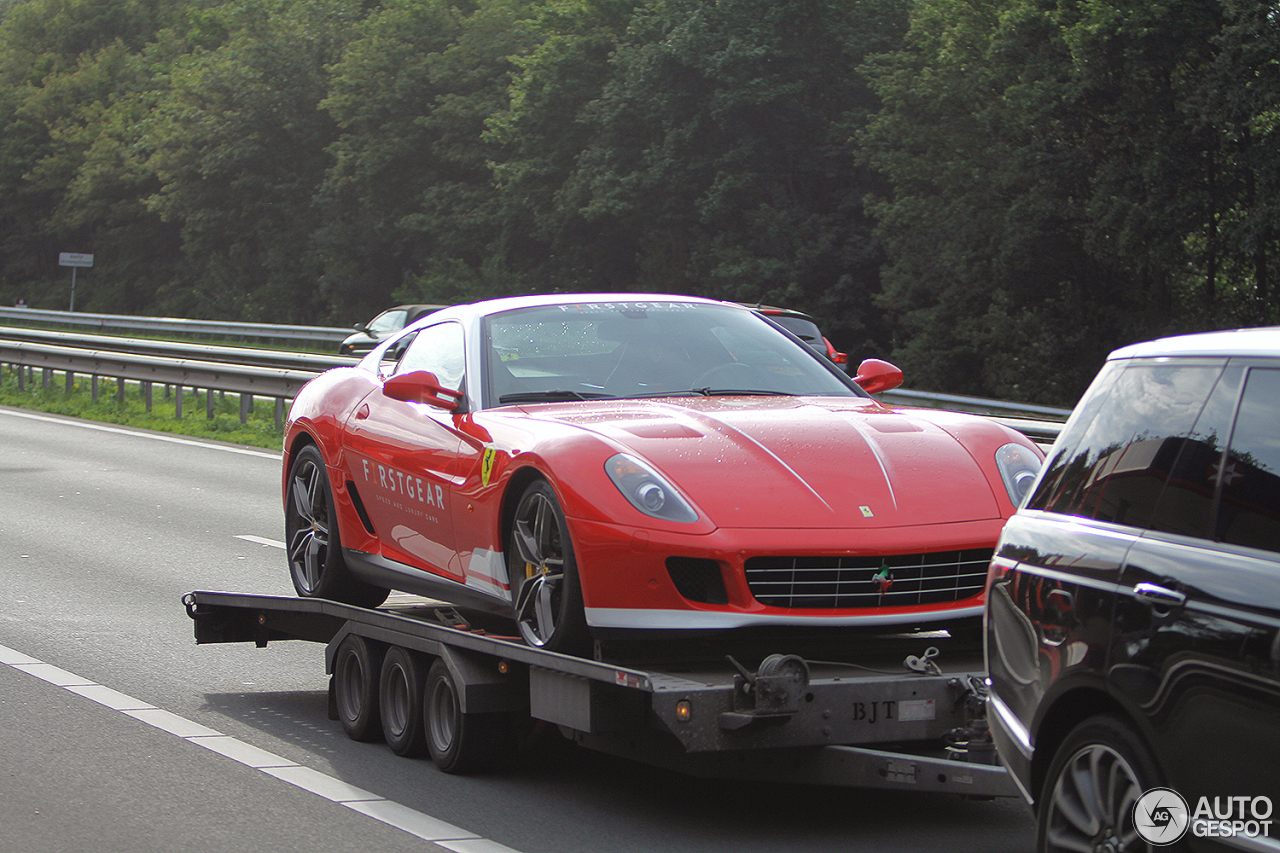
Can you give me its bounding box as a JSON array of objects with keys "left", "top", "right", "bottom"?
[{"left": 184, "top": 590, "right": 1016, "bottom": 795}]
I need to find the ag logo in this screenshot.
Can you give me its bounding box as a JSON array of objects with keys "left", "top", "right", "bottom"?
[
  {"left": 481, "top": 447, "right": 497, "bottom": 487},
  {"left": 1134, "top": 788, "right": 1190, "bottom": 846}
]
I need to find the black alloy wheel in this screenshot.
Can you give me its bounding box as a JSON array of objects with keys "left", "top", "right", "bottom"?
[
  {"left": 506, "top": 480, "right": 589, "bottom": 655},
  {"left": 1038, "top": 715, "right": 1164, "bottom": 853},
  {"left": 284, "top": 444, "right": 388, "bottom": 607}
]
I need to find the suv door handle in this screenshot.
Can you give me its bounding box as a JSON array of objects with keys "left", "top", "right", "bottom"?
[{"left": 1132, "top": 582, "right": 1187, "bottom": 608}]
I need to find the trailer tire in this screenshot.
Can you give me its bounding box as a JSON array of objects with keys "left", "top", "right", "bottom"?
[
  {"left": 424, "top": 658, "right": 509, "bottom": 774},
  {"left": 379, "top": 646, "right": 428, "bottom": 757},
  {"left": 333, "top": 634, "right": 384, "bottom": 742}
]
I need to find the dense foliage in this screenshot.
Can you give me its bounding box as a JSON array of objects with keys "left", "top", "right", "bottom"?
[{"left": 1, "top": 0, "right": 1276, "bottom": 404}]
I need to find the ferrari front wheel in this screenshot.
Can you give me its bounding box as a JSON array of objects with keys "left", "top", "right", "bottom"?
[
  {"left": 285, "top": 444, "right": 389, "bottom": 607},
  {"left": 506, "top": 480, "right": 590, "bottom": 655}
]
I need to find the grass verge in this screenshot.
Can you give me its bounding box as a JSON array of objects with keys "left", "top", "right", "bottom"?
[{"left": 0, "top": 367, "right": 285, "bottom": 450}]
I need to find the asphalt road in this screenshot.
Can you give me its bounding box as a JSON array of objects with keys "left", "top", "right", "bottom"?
[{"left": 0, "top": 405, "right": 1037, "bottom": 853}]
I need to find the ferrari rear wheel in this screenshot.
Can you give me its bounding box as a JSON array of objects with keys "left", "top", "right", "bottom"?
[
  {"left": 285, "top": 444, "right": 389, "bottom": 608},
  {"left": 507, "top": 480, "right": 590, "bottom": 655}
]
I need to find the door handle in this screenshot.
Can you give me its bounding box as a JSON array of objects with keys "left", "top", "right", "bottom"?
[{"left": 1132, "top": 582, "right": 1186, "bottom": 608}]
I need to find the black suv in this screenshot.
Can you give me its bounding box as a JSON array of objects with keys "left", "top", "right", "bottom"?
[
  {"left": 985, "top": 327, "right": 1280, "bottom": 852},
  {"left": 738, "top": 303, "right": 849, "bottom": 367}
]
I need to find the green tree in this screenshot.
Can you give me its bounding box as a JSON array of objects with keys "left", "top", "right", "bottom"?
[
  {"left": 145, "top": 0, "right": 367, "bottom": 322},
  {"left": 860, "top": 0, "right": 1276, "bottom": 405},
  {"left": 317, "top": 0, "right": 536, "bottom": 321},
  {"left": 0, "top": 0, "right": 179, "bottom": 308},
  {"left": 493, "top": 0, "right": 907, "bottom": 354}
]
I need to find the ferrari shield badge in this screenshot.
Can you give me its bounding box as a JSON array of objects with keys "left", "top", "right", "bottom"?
[{"left": 481, "top": 447, "right": 497, "bottom": 487}]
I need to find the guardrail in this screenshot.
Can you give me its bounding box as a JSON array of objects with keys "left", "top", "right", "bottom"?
[
  {"left": 879, "top": 389, "right": 1069, "bottom": 444},
  {"left": 0, "top": 329, "right": 1069, "bottom": 440},
  {"left": 0, "top": 326, "right": 353, "bottom": 371},
  {"left": 0, "top": 306, "right": 353, "bottom": 344},
  {"left": 0, "top": 339, "right": 321, "bottom": 426}
]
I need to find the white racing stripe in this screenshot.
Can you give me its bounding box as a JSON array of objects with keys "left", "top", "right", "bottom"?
[{"left": 0, "top": 642, "right": 522, "bottom": 853}]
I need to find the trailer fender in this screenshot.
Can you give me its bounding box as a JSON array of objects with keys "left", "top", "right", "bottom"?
[{"left": 438, "top": 645, "right": 526, "bottom": 715}]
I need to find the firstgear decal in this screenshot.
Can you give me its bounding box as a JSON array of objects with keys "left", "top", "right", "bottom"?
[{"left": 360, "top": 458, "right": 445, "bottom": 509}]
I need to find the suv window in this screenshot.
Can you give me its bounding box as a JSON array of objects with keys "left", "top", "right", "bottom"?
[
  {"left": 1216, "top": 367, "right": 1280, "bottom": 552},
  {"left": 1028, "top": 361, "right": 1226, "bottom": 526},
  {"left": 1145, "top": 364, "right": 1244, "bottom": 539}
]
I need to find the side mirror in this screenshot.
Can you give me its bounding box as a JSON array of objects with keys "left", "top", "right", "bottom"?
[
  {"left": 853, "top": 358, "right": 903, "bottom": 395},
  {"left": 823, "top": 337, "right": 848, "bottom": 366},
  {"left": 383, "top": 370, "right": 463, "bottom": 411}
]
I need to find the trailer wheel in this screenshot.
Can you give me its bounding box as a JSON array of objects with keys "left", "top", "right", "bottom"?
[
  {"left": 285, "top": 444, "right": 388, "bottom": 608},
  {"left": 424, "top": 659, "right": 508, "bottom": 774},
  {"left": 379, "top": 646, "right": 428, "bottom": 757},
  {"left": 332, "top": 634, "right": 384, "bottom": 742},
  {"left": 506, "top": 479, "right": 589, "bottom": 655}
]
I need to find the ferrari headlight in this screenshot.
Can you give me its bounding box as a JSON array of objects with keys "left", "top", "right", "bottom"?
[
  {"left": 605, "top": 454, "right": 698, "bottom": 523},
  {"left": 996, "top": 443, "right": 1042, "bottom": 508}
]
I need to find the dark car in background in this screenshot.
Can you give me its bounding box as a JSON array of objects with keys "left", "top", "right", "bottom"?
[
  {"left": 984, "top": 327, "right": 1280, "bottom": 852},
  {"left": 339, "top": 304, "right": 442, "bottom": 356},
  {"left": 742, "top": 303, "right": 849, "bottom": 368}
]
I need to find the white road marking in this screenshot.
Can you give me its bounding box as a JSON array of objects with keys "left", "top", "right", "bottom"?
[
  {"left": 0, "top": 408, "right": 281, "bottom": 459},
  {"left": 0, "top": 641, "right": 523, "bottom": 852},
  {"left": 236, "top": 534, "right": 286, "bottom": 549}
]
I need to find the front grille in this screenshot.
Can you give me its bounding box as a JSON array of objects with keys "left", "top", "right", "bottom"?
[{"left": 744, "top": 549, "right": 992, "bottom": 609}]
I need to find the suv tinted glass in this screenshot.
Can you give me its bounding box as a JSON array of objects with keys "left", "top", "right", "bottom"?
[
  {"left": 1145, "top": 364, "right": 1243, "bottom": 539},
  {"left": 1216, "top": 367, "right": 1280, "bottom": 552},
  {"left": 1027, "top": 361, "right": 1226, "bottom": 526}
]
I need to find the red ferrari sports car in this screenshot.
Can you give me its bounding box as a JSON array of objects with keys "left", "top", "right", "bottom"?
[{"left": 284, "top": 294, "right": 1042, "bottom": 655}]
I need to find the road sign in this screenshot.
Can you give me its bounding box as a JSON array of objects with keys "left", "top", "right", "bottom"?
[{"left": 59, "top": 252, "right": 94, "bottom": 267}]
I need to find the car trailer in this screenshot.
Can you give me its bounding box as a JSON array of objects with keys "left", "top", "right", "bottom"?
[{"left": 183, "top": 590, "right": 1018, "bottom": 795}]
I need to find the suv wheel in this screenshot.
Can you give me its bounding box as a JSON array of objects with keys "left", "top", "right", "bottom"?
[{"left": 1038, "top": 715, "right": 1165, "bottom": 853}]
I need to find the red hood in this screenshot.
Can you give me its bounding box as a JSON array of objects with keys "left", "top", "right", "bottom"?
[{"left": 516, "top": 397, "right": 1006, "bottom": 529}]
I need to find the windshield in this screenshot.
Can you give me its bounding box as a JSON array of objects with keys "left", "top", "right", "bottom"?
[{"left": 482, "top": 301, "right": 863, "bottom": 408}]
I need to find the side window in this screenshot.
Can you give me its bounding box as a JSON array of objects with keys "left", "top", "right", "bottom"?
[
  {"left": 368, "top": 308, "right": 408, "bottom": 334},
  {"left": 1145, "top": 366, "right": 1243, "bottom": 539},
  {"left": 1028, "top": 361, "right": 1224, "bottom": 527},
  {"left": 1216, "top": 368, "right": 1280, "bottom": 553},
  {"left": 394, "top": 322, "right": 465, "bottom": 390}
]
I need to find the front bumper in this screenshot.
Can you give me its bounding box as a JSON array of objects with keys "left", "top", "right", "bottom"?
[{"left": 571, "top": 516, "right": 1004, "bottom": 631}]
